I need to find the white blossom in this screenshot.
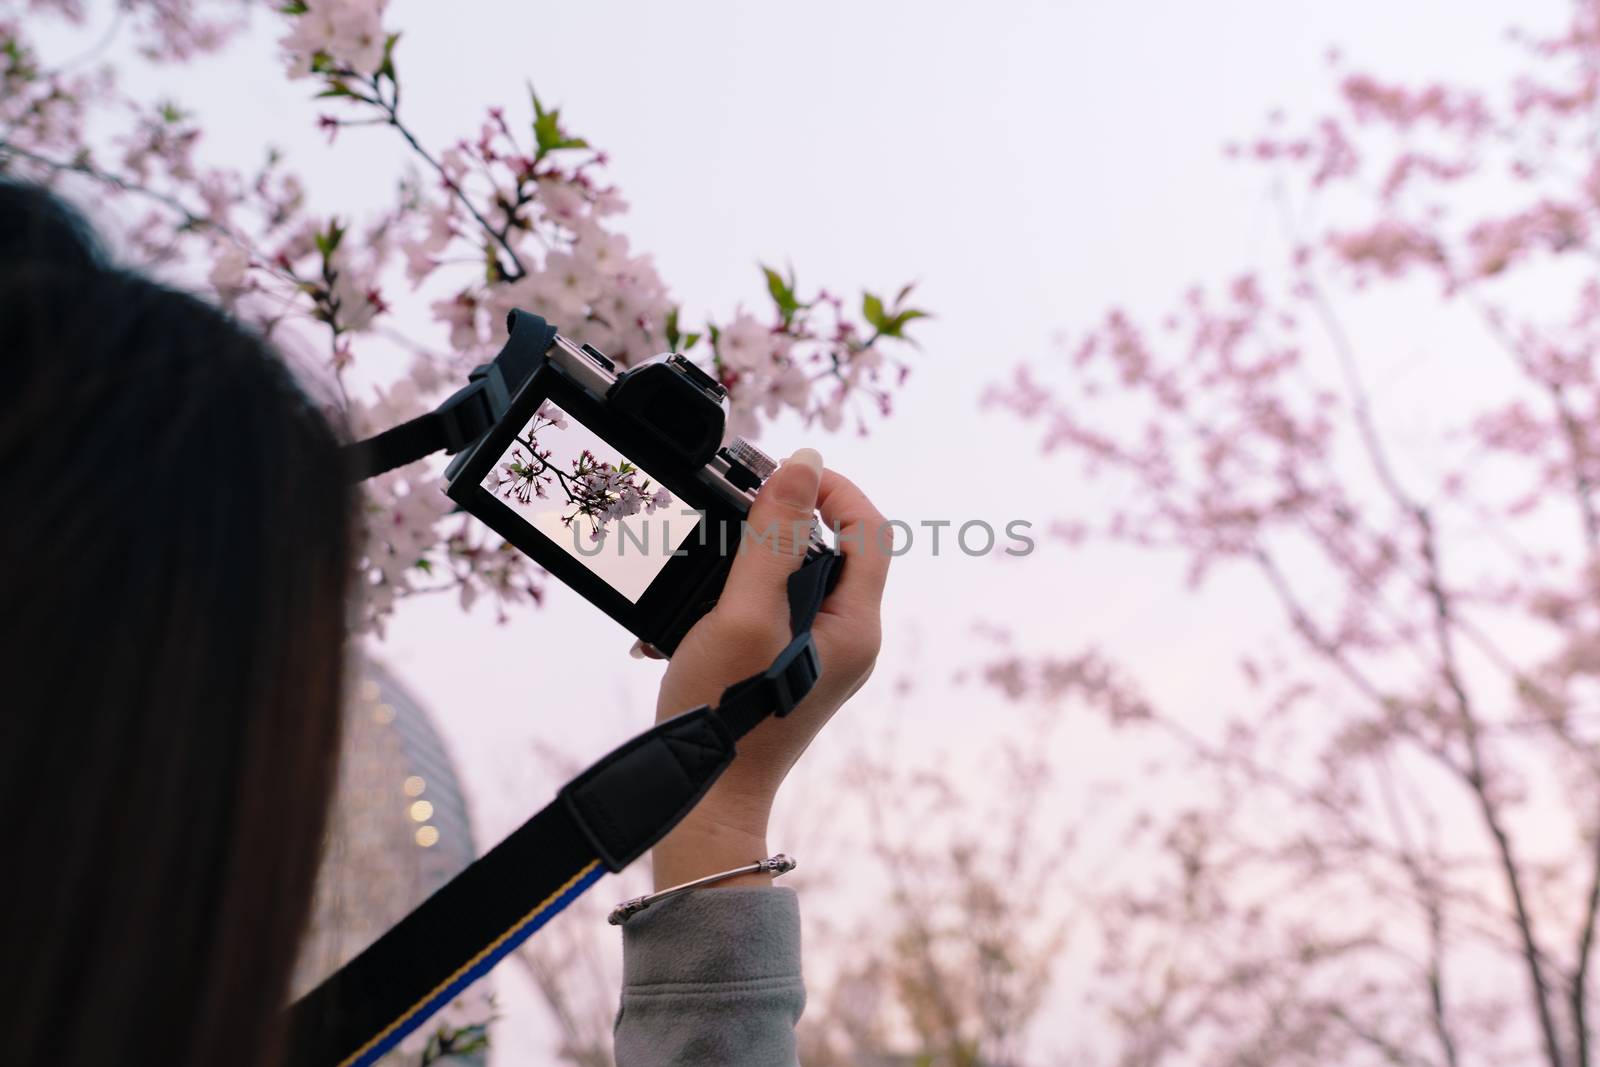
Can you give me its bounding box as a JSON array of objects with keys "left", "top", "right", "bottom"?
[
  {"left": 280, "top": 0, "right": 389, "bottom": 78},
  {"left": 535, "top": 401, "right": 569, "bottom": 429},
  {"left": 536, "top": 178, "right": 586, "bottom": 225},
  {"left": 571, "top": 224, "right": 629, "bottom": 277},
  {"left": 761, "top": 362, "right": 811, "bottom": 417},
  {"left": 719, "top": 313, "right": 773, "bottom": 372},
  {"left": 208, "top": 243, "right": 250, "bottom": 298}
]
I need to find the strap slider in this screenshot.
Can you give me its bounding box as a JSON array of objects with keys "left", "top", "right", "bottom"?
[
  {"left": 768, "top": 632, "right": 821, "bottom": 717},
  {"left": 434, "top": 373, "right": 504, "bottom": 454}
]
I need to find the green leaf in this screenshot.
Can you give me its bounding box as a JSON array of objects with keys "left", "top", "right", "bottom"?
[
  {"left": 378, "top": 32, "right": 400, "bottom": 80},
  {"left": 315, "top": 81, "right": 355, "bottom": 99},
  {"left": 313, "top": 220, "right": 345, "bottom": 258},
  {"left": 1, "top": 37, "right": 32, "bottom": 80},
  {"left": 888, "top": 308, "right": 930, "bottom": 333},
  {"left": 763, "top": 264, "right": 800, "bottom": 322},
  {"left": 867, "top": 305, "right": 930, "bottom": 345},
  {"left": 664, "top": 308, "right": 703, "bottom": 353},
  {"left": 528, "top": 83, "right": 589, "bottom": 160},
  {"left": 664, "top": 306, "right": 682, "bottom": 351},
  {"left": 484, "top": 240, "right": 503, "bottom": 284},
  {"left": 279, "top": 0, "right": 308, "bottom": 13},
  {"left": 862, "top": 291, "right": 886, "bottom": 332},
  {"left": 894, "top": 281, "right": 918, "bottom": 307}
]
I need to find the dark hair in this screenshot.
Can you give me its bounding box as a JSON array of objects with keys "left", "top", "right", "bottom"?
[{"left": 0, "top": 182, "right": 352, "bottom": 1067}]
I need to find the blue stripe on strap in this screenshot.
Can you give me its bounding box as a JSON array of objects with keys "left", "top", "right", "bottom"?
[{"left": 342, "top": 860, "right": 606, "bottom": 1067}]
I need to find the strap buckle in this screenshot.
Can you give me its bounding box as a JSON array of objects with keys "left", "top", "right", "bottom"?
[
  {"left": 434, "top": 375, "right": 499, "bottom": 454},
  {"left": 767, "top": 632, "right": 821, "bottom": 717},
  {"left": 708, "top": 632, "right": 822, "bottom": 740}
]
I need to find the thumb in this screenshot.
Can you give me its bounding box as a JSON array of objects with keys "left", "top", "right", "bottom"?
[{"left": 718, "top": 447, "right": 823, "bottom": 613}]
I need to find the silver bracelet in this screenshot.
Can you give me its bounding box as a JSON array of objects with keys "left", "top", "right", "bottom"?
[{"left": 608, "top": 853, "right": 797, "bottom": 925}]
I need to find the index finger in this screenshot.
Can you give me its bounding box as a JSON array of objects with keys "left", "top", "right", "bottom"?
[{"left": 816, "top": 468, "right": 892, "bottom": 614}]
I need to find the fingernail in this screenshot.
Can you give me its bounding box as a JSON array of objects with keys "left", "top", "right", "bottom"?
[
  {"left": 785, "top": 447, "right": 823, "bottom": 475},
  {"left": 628, "top": 639, "right": 647, "bottom": 659}
]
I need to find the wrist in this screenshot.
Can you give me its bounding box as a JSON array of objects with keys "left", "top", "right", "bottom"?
[{"left": 652, "top": 792, "right": 772, "bottom": 891}]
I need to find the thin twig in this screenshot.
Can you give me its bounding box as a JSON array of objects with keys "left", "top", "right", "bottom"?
[
  {"left": 1299, "top": 267, "right": 1567, "bottom": 1067},
  {"left": 356, "top": 76, "right": 527, "bottom": 280}
]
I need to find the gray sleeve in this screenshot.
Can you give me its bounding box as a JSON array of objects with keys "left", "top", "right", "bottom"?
[{"left": 613, "top": 887, "right": 805, "bottom": 1067}]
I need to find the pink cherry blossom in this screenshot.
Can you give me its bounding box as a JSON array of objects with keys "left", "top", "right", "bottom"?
[{"left": 0, "top": 0, "right": 924, "bottom": 629}]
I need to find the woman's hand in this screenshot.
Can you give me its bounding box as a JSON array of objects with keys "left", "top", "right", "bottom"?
[{"left": 645, "top": 448, "right": 891, "bottom": 889}]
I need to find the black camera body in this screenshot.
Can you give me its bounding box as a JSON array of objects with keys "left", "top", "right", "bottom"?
[{"left": 443, "top": 309, "right": 827, "bottom": 655}]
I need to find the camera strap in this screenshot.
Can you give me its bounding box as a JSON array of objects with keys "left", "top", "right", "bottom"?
[
  {"left": 342, "top": 313, "right": 557, "bottom": 482},
  {"left": 290, "top": 372, "right": 843, "bottom": 1065}
]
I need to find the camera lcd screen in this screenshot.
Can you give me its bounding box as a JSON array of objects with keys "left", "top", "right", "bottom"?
[{"left": 483, "top": 400, "right": 701, "bottom": 603}]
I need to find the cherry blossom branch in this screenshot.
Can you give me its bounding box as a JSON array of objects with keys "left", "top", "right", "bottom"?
[
  {"left": 359, "top": 77, "right": 527, "bottom": 281},
  {"left": 0, "top": 138, "right": 211, "bottom": 231},
  {"left": 1257, "top": 509, "right": 1563, "bottom": 1067},
  {"left": 44, "top": 4, "right": 125, "bottom": 76},
  {"left": 1576, "top": 857, "right": 1600, "bottom": 1067},
  {"left": 1416, "top": 503, "right": 1565, "bottom": 1067},
  {"left": 1375, "top": 754, "right": 1462, "bottom": 1067},
  {"left": 1465, "top": 303, "right": 1600, "bottom": 1051},
  {"left": 1303, "top": 278, "right": 1416, "bottom": 512},
  {"left": 1297, "top": 263, "right": 1567, "bottom": 1064},
  {"left": 1327, "top": 1004, "right": 1434, "bottom": 1067},
  {"left": 0, "top": 138, "right": 320, "bottom": 306},
  {"left": 1274, "top": 180, "right": 1543, "bottom": 694},
  {"left": 1470, "top": 297, "right": 1600, "bottom": 563},
  {"left": 492, "top": 416, "right": 668, "bottom": 542},
  {"left": 1250, "top": 548, "right": 1409, "bottom": 715}
]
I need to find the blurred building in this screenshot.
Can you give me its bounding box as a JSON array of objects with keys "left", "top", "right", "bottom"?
[{"left": 291, "top": 659, "right": 490, "bottom": 1064}]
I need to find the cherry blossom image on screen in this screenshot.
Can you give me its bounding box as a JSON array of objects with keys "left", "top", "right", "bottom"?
[{"left": 484, "top": 401, "right": 696, "bottom": 602}]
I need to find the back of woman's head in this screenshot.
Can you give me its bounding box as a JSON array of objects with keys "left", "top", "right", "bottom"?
[{"left": 0, "top": 181, "right": 352, "bottom": 1067}]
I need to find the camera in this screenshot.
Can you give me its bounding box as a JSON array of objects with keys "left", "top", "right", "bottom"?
[{"left": 443, "top": 309, "right": 830, "bottom": 655}]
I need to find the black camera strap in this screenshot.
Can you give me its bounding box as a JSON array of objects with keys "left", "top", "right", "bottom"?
[{"left": 290, "top": 368, "right": 843, "bottom": 1065}]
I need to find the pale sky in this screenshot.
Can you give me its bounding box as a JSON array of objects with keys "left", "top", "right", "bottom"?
[{"left": 66, "top": 0, "right": 1571, "bottom": 1057}]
